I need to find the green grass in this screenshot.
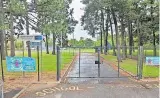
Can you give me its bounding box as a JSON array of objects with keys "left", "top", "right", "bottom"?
[
  {"left": 61, "top": 48, "right": 95, "bottom": 53},
  {"left": 102, "top": 54, "right": 159, "bottom": 77},
  {"left": 108, "top": 49, "right": 159, "bottom": 57},
  {"left": 1, "top": 51, "right": 75, "bottom": 75}
]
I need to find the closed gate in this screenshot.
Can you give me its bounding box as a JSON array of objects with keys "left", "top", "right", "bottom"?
[
  {"left": 58, "top": 46, "right": 140, "bottom": 83},
  {"left": 60, "top": 47, "right": 125, "bottom": 79}
]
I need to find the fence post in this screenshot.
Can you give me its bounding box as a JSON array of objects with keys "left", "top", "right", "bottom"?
[
  {"left": 138, "top": 46, "right": 144, "bottom": 79},
  {"left": 56, "top": 46, "right": 60, "bottom": 81},
  {"left": 117, "top": 45, "right": 120, "bottom": 77},
  {"left": 0, "top": 44, "right": 4, "bottom": 81},
  {"left": 37, "top": 46, "right": 40, "bottom": 81}
]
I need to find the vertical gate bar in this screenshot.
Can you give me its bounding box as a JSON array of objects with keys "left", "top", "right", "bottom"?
[
  {"left": 98, "top": 48, "right": 100, "bottom": 77},
  {"left": 79, "top": 48, "right": 81, "bottom": 77},
  {"left": 37, "top": 46, "right": 40, "bottom": 81}
]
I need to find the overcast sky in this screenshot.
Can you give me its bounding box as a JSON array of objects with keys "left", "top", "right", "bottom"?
[
  {"left": 68, "top": 0, "right": 95, "bottom": 41},
  {"left": 27, "top": 0, "right": 95, "bottom": 40}
]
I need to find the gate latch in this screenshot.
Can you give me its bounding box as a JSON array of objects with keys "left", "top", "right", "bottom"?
[
  {"left": 95, "top": 61, "right": 100, "bottom": 64},
  {"left": 95, "top": 60, "right": 103, "bottom": 64}
]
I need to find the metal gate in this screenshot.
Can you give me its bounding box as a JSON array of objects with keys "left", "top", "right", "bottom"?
[
  {"left": 61, "top": 47, "right": 122, "bottom": 79},
  {"left": 58, "top": 46, "right": 141, "bottom": 83}
]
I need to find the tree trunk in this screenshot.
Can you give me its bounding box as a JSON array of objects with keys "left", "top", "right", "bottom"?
[
  {"left": 152, "top": 30, "right": 156, "bottom": 56},
  {"left": 52, "top": 33, "right": 56, "bottom": 55},
  {"left": 124, "top": 29, "right": 127, "bottom": 58},
  {"left": 109, "top": 14, "right": 116, "bottom": 56},
  {"left": 100, "top": 10, "right": 104, "bottom": 54},
  {"left": 46, "top": 34, "right": 49, "bottom": 54},
  {"left": 111, "top": 8, "right": 121, "bottom": 61},
  {"left": 128, "top": 20, "right": 132, "bottom": 56},
  {"left": 120, "top": 16, "right": 126, "bottom": 59},
  {"left": 5, "top": 32, "right": 8, "bottom": 56},
  {"left": 137, "top": 19, "right": 143, "bottom": 46},
  {"left": 151, "top": 0, "right": 156, "bottom": 56},
  {"left": 104, "top": 9, "right": 109, "bottom": 55},
  {"left": 100, "top": 27, "right": 103, "bottom": 54},
  {"left": 0, "top": 1, "right": 5, "bottom": 59},
  {"left": 0, "top": 32, "right": 5, "bottom": 59},
  {"left": 25, "top": 0, "right": 31, "bottom": 57},
  {"left": 10, "top": 14, "right": 15, "bottom": 57}
]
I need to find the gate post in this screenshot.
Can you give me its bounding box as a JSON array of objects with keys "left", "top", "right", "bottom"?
[
  {"left": 138, "top": 46, "right": 144, "bottom": 80},
  {"left": 56, "top": 46, "right": 60, "bottom": 81},
  {"left": 98, "top": 47, "right": 100, "bottom": 77}
]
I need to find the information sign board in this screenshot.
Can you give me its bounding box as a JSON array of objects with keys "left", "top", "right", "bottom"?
[
  {"left": 6, "top": 57, "right": 36, "bottom": 72},
  {"left": 146, "top": 57, "right": 160, "bottom": 65}
]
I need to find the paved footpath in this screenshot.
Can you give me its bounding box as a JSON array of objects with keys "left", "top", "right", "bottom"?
[{"left": 19, "top": 53, "right": 159, "bottom": 98}]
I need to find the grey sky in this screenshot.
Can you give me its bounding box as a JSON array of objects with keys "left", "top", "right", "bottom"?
[
  {"left": 26, "top": 0, "right": 95, "bottom": 40},
  {"left": 68, "top": 0, "right": 95, "bottom": 41}
]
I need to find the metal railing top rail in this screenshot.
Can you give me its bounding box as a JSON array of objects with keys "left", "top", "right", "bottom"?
[{"left": 59, "top": 46, "right": 101, "bottom": 49}]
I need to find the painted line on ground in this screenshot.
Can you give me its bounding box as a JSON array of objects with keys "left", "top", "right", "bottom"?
[
  {"left": 12, "top": 83, "right": 32, "bottom": 98},
  {"left": 36, "top": 86, "right": 94, "bottom": 97}
]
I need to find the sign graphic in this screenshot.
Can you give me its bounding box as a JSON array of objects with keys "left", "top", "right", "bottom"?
[
  {"left": 6, "top": 57, "right": 36, "bottom": 72},
  {"left": 146, "top": 57, "right": 160, "bottom": 65},
  {"left": 30, "top": 42, "right": 41, "bottom": 47},
  {"left": 34, "top": 35, "right": 43, "bottom": 41},
  {"left": 19, "top": 35, "right": 43, "bottom": 41}
]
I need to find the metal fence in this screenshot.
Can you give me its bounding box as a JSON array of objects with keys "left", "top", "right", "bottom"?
[{"left": 107, "top": 45, "right": 159, "bottom": 79}]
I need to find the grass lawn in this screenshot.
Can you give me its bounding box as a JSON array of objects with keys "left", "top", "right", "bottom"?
[
  {"left": 108, "top": 49, "right": 159, "bottom": 56},
  {"left": 61, "top": 48, "right": 95, "bottom": 53},
  {"left": 1, "top": 51, "right": 75, "bottom": 76},
  {"left": 101, "top": 54, "right": 159, "bottom": 77}
]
